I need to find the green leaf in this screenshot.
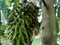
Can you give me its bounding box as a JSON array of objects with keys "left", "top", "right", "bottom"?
[{"left": 5, "top": 0, "right": 12, "bottom": 7}]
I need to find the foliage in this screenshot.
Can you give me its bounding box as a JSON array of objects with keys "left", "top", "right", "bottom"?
[
  {"left": 5, "top": 0, "right": 19, "bottom": 7},
  {"left": 13, "top": 0, "right": 19, "bottom": 6},
  {"left": 3, "top": 9, "right": 12, "bottom": 20},
  {"left": 0, "top": 24, "right": 6, "bottom": 31},
  {"left": 58, "top": 7, "right": 60, "bottom": 18},
  {"left": 56, "top": 17, "right": 60, "bottom": 33},
  {"left": 6, "top": 2, "right": 40, "bottom": 45},
  {"left": 5, "top": 0, "right": 12, "bottom": 7},
  {"left": 0, "top": 24, "right": 6, "bottom": 36},
  {"left": 0, "top": 0, "right": 6, "bottom": 9}
]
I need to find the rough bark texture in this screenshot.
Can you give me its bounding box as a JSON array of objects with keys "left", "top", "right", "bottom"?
[{"left": 42, "top": 0, "right": 57, "bottom": 45}]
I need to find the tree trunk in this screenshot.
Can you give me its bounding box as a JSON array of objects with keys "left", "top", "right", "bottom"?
[{"left": 42, "top": 0, "right": 57, "bottom": 45}]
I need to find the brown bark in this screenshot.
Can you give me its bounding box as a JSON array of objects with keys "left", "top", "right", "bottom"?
[{"left": 42, "top": 0, "right": 57, "bottom": 45}]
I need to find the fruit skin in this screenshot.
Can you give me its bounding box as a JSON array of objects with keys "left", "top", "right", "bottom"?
[{"left": 6, "top": 2, "right": 40, "bottom": 45}]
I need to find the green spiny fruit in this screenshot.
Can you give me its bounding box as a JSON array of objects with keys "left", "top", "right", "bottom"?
[{"left": 6, "top": 2, "right": 40, "bottom": 45}]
